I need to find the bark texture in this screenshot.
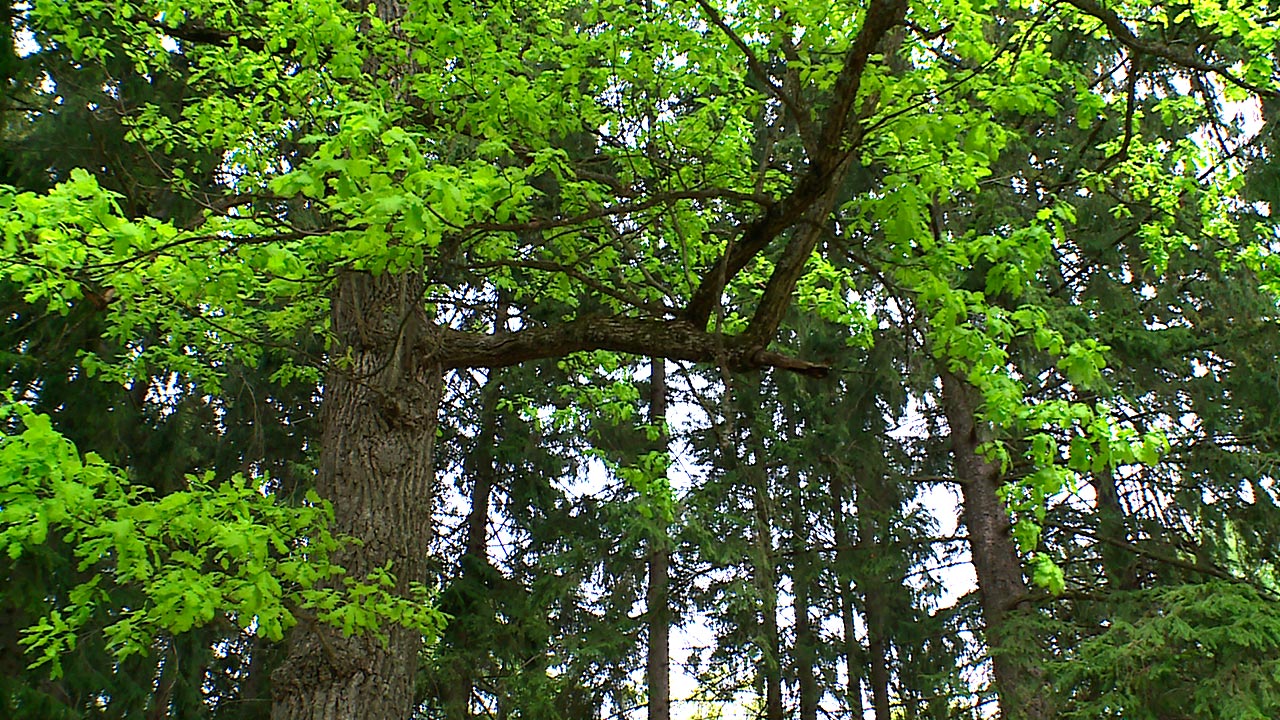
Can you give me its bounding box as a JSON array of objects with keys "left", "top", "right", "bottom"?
[
  {"left": 647, "top": 358, "right": 671, "bottom": 720},
  {"left": 272, "top": 270, "right": 440, "bottom": 720},
  {"left": 940, "top": 371, "right": 1049, "bottom": 720}
]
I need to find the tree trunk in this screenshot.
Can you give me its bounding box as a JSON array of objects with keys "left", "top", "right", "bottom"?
[
  {"left": 1095, "top": 465, "right": 1138, "bottom": 590},
  {"left": 439, "top": 364, "right": 504, "bottom": 720},
  {"left": 647, "top": 358, "right": 671, "bottom": 720},
  {"left": 758, "top": 563, "right": 783, "bottom": 720},
  {"left": 790, "top": 481, "right": 820, "bottom": 720},
  {"left": 272, "top": 270, "right": 440, "bottom": 720},
  {"left": 832, "top": 472, "right": 869, "bottom": 717},
  {"left": 750, "top": 456, "right": 784, "bottom": 720},
  {"left": 940, "top": 371, "right": 1049, "bottom": 720},
  {"left": 854, "top": 470, "right": 893, "bottom": 720}
]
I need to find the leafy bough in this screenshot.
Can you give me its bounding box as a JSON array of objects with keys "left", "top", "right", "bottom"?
[{"left": 0, "top": 398, "right": 445, "bottom": 677}]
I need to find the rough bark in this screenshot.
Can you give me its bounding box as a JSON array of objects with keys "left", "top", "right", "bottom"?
[
  {"left": 647, "top": 358, "right": 671, "bottom": 720},
  {"left": 940, "top": 371, "right": 1048, "bottom": 720},
  {"left": 437, "top": 317, "right": 830, "bottom": 377},
  {"left": 272, "top": 270, "right": 440, "bottom": 720}
]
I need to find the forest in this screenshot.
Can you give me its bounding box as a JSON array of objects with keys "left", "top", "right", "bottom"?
[{"left": 1, "top": 0, "right": 1279, "bottom": 718}]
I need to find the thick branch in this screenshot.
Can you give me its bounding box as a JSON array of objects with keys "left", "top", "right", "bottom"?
[
  {"left": 744, "top": 157, "right": 852, "bottom": 346},
  {"left": 818, "top": 0, "right": 910, "bottom": 154},
  {"left": 144, "top": 19, "right": 272, "bottom": 53},
  {"left": 684, "top": 172, "right": 831, "bottom": 325},
  {"left": 435, "top": 316, "right": 830, "bottom": 377},
  {"left": 683, "top": 0, "right": 909, "bottom": 327}
]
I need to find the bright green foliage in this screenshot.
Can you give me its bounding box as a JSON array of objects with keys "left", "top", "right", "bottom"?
[
  {"left": 0, "top": 0, "right": 1272, "bottom": 546},
  {"left": 2, "top": 0, "right": 1280, "bottom": 715},
  {"left": 0, "top": 399, "right": 444, "bottom": 677}
]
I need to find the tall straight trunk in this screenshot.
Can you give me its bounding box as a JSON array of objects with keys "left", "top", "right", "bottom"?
[
  {"left": 272, "top": 270, "right": 440, "bottom": 720},
  {"left": 272, "top": 3, "right": 438, "bottom": 716},
  {"left": 748, "top": 449, "right": 784, "bottom": 720},
  {"left": 940, "top": 371, "right": 1048, "bottom": 720},
  {"left": 757, "top": 554, "right": 783, "bottom": 720},
  {"left": 832, "top": 472, "right": 869, "bottom": 717},
  {"left": 790, "top": 482, "right": 820, "bottom": 720},
  {"left": 853, "top": 469, "right": 893, "bottom": 720},
  {"left": 441, "top": 362, "right": 504, "bottom": 720},
  {"left": 647, "top": 358, "right": 671, "bottom": 720}
]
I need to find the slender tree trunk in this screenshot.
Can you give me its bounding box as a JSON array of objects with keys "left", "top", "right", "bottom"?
[
  {"left": 647, "top": 358, "right": 671, "bottom": 720},
  {"left": 832, "top": 472, "right": 869, "bottom": 717},
  {"left": 853, "top": 469, "right": 893, "bottom": 720},
  {"left": 940, "top": 371, "right": 1049, "bottom": 720},
  {"left": 790, "top": 481, "right": 819, "bottom": 720},
  {"left": 749, "top": 452, "right": 784, "bottom": 720},
  {"left": 272, "top": 270, "right": 440, "bottom": 720},
  {"left": 758, "top": 564, "right": 784, "bottom": 720},
  {"left": 440, "top": 365, "right": 504, "bottom": 720}
]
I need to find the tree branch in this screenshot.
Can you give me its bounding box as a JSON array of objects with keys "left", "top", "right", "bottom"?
[
  {"left": 694, "top": 0, "right": 818, "bottom": 154},
  {"left": 683, "top": 0, "right": 909, "bottom": 328},
  {"left": 435, "top": 316, "right": 830, "bottom": 377},
  {"left": 1063, "top": 0, "right": 1280, "bottom": 98}
]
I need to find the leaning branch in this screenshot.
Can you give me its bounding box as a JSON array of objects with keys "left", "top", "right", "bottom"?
[
  {"left": 694, "top": 0, "right": 819, "bottom": 154},
  {"left": 683, "top": 0, "right": 909, "bottom": 329},
  {"left": 1063, "top": 0, "right": 1280, "bottom": 99}
]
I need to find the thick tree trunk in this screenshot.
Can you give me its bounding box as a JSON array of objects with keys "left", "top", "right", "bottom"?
[
  {"left": 272, "top": 270, "right": 440, "bottom": 720},
  {"left": 647, "top": 358, "right": 671, "bottom": 720},
  {"left": 940, "top": 371, "right": 1048, "bottom": 720}
]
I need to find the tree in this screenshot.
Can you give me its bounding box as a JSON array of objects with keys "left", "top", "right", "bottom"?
[{"left": 2, "top": 0, "right": 1278, "bottom": 719}]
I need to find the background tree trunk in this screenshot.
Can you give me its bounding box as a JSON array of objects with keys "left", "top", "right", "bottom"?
[
  {"left": 751, "top": 466, "right": 784, "bottom": 720},
  {"left": 854, "top": 470, "right": 893, "bottom": 720},
  {"left": 272, "top": 270, "right": 440, "bottom": 720},
  {"left": 647, "top": 358, "right": 671, "bottom": 720},
  {"left": 833, "top": 472, "right": 870, "bottom": 717},
  {"left": 438, "top": 366, "right": 504, "bottom": 720},
  {"left": 790, "top": 482, "right": 820, "bottom": 720},
  {"left": 941, "top": 371, "right": 1049, "bottom": 720}
]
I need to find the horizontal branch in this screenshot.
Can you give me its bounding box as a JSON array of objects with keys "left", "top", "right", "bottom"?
[
  {"left": 143, "top": 19, "right": 273, "bottom": 54},
  {"left": 435, "top": 316, "right": 830, "bottom": 377}
]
